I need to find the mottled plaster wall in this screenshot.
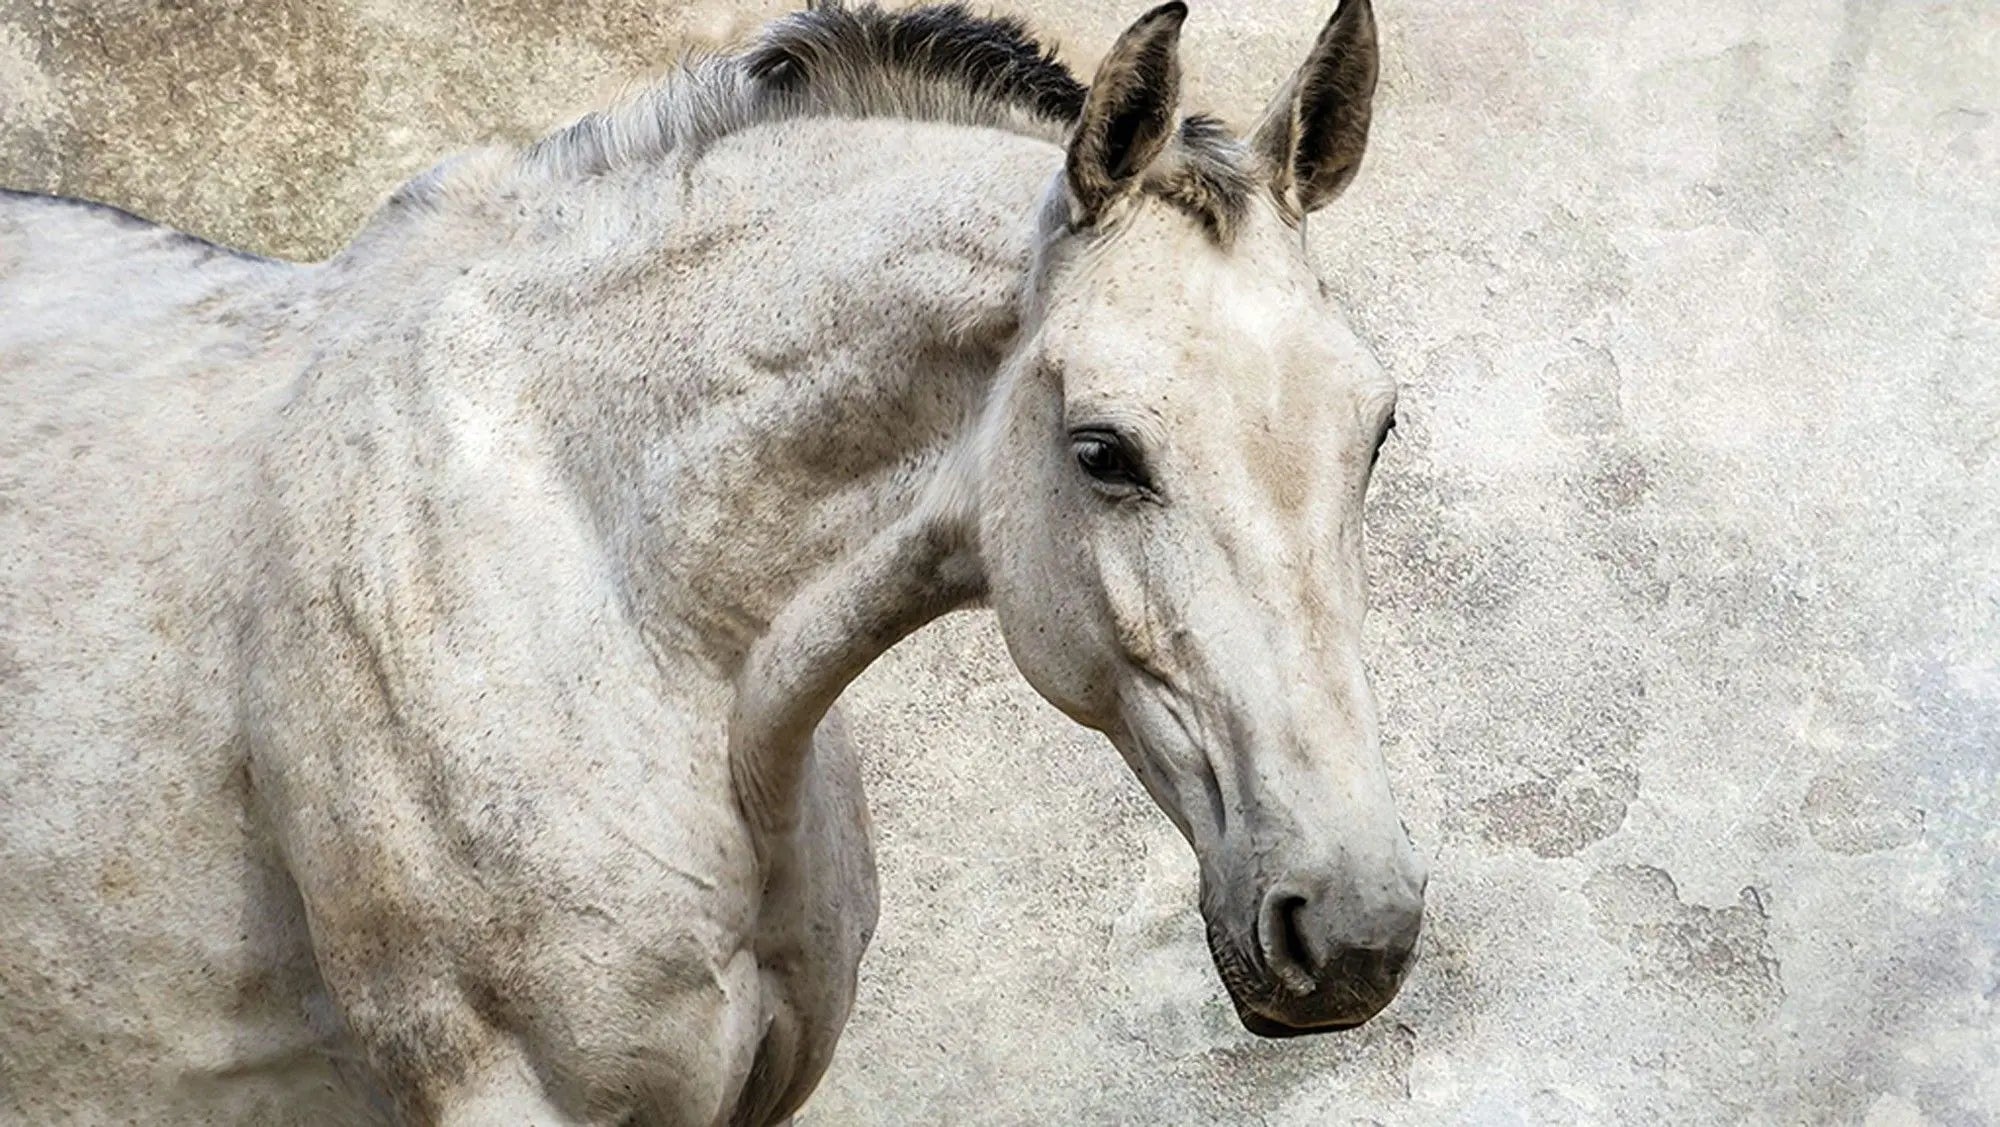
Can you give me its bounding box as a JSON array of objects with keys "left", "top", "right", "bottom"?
[{"left": 3, "top": 1, "right": 1994, "bottom": 1123}]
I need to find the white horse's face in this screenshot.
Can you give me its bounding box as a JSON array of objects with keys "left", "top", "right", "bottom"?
[{"left": 980, "top": 0, "right": 1423, "bottom": 1036}]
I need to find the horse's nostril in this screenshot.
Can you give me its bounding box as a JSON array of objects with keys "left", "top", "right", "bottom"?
[
  {"left": 1276, "top": 896, "right": 1314, "bottom": 973},
  {"left": 1259, "top": 890, "right": 1321, "bottom": 995},
  {"left": 1255, "top": 874, "right": 1426, "bottom": 996}
]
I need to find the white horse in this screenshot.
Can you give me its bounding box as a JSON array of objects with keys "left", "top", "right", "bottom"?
[{"left": 0, "top": 1, "right": 1424, "bottom": 1122}]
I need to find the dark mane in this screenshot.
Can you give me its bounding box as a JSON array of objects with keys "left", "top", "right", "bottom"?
[
  {"left": 512, "top": 2, "right": 1254, "bottom": 239},
  {"left": 746, "top": 2, "right": 1086, "bottom": 124},
  {"left": 746, "top": 2, "right": 1254, "bottom": 236}
]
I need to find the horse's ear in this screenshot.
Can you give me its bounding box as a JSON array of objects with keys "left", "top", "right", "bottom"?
[
  {"left": 1250, "top": 0, "right": 1378, "bottom": 220},
  {"left": 1065, "top": 2, "right": 1188, "bottom": 226}
]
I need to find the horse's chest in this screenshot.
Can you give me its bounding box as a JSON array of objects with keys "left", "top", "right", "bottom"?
[{"left": 484, "top": 732, "right": 873, "bottom": 1124}]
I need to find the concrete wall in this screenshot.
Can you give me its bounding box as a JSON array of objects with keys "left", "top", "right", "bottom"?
[{"left": 5, "top": 1, "right": 1994, "bottom": 1122}]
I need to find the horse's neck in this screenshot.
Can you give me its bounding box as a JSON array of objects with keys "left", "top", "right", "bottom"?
[
  {"left": 551, "top": 122, "right": 1049, "bottom": 647},
  {"left": 478, "top": 121, "right": 1058, "bottom": 836},
  {"left": 325, "top": 121, "right": 1046, "bottom": 652}
]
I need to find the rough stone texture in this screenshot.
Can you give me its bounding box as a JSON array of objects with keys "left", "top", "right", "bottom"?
[{"left": 4, "top": 1, "right": 1995, "bottom": 1122}]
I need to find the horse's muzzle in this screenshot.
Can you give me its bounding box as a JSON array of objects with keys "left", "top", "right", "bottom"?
[
  {"left": 1210, "top": 871, "right": 1424, "bottom": 1037},
  {"left": 1229, "top": 942, "right": 1415, "bottom": 1037}
]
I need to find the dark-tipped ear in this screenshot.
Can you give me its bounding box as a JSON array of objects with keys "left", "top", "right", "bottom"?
[
  {"left": 1065, "top": 2, "right": 1188, "bottom": 226},
  {"left": 1251, "top": 0, "right": 1378, "bottom": 219}
]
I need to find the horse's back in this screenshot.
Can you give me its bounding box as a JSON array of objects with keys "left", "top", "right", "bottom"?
[
  {"left": 0, "top": 191, "right": 374, "bottom": 1123},
  {"left": 0, "top": 189, "right": 299, "bottom": 473},
  {"left": 0, "top": 189, "right": 295, "bottom": 783}
]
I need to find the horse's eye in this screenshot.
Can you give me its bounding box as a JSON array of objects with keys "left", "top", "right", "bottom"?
[{"left": 1072, "top": 431, "right": 1144, "bottom": 490}]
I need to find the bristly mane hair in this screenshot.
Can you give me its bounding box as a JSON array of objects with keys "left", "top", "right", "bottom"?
[
  {"left": 508, "top": 1, "right": 1254, "bottom": 240},
  {"left": 746, "top": 1, "right": 1086, "bottom": 122}
]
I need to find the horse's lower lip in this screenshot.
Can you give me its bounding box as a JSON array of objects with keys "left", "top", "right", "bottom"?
[{"left": 1238, "top": 1009, "right": 1368, "bottom": 1039}]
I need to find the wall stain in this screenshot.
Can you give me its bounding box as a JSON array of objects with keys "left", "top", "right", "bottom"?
[
  {"left": 1801, "top": 766, "right": 1923, "bottom": 855},
  {"left": 14, "top": 0, "right": 368, "bottom": 258},
  {"left": 1470, "top": 762, "right": 1637, "bottom": 858},
  {"left": 1584, "top": 863, "right": 1783, "bottom": 1024}
]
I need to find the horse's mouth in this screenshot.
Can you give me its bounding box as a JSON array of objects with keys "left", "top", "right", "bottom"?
[
  {"left": 1209, "top": 906, "right": 1398, "bottom": 1039},
  {"left": 1236, "top": 1006, "right": 1369, "bottom": 1039},
  {"left": 1215, "top": 945, "right": 1388, "bottom": 1038}
]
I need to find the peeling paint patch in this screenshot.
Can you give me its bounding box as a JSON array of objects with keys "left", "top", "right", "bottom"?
[
  {"left": 1578, "top": 445, "right": 1655, "bottom": 515},
  {"left": 1584, "top": 864, "right": 1783, "bottom": 1023},
  {"left": 1470, "top": 763, "right": 1637, "bottom": 858},
  {"left": 1802, "top": 767, "right": 1924, "bottom": 855}
]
